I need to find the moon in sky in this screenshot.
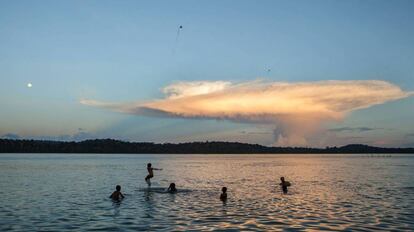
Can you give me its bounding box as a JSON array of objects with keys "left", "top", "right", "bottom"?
[{"left": 27, "top": 83, "right": 32, "bottom": 88}]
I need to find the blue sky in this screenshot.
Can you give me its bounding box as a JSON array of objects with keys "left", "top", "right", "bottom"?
[{"left": 1, "top": 0, "right": 413, "bottom": 147}]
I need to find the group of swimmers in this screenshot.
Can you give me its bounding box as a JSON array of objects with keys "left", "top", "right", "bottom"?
[{"left": 110, "top": 162, "right": 291, "bottom": 201}]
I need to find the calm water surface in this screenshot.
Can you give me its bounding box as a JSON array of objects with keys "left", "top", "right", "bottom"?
[{"left": 0, "top": 154, "right": 413, "bottom": 231}]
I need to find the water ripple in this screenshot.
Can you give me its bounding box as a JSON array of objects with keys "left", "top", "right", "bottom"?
[{"left": 0, "top": 154, "right": 413, "bottom": 231}]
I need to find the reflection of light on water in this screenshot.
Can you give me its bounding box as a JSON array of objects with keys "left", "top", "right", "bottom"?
[
  {"left": 152, "top": 155, "right": 414, "bottom": 230},
  {"left": 112, "top": 201, "right": 121, "bottom": 217},
  {"left": 0, "top": 154, "right": 413, "bottom": 231}
]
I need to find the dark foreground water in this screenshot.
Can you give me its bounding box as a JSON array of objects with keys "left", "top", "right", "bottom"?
[{"left": 0, "top": 154, "right": 413, "bottom": 231}]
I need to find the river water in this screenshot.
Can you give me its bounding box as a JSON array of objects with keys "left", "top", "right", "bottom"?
[{"left": 0, "top": 153, "right": 413, "bottom": 231}]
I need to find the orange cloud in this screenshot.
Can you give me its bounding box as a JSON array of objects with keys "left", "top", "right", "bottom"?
[{"left": 81, "top": 80, "right": 413, "bottom": 146}]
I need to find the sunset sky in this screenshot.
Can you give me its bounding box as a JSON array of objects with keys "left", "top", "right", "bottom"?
[{"left": 1, "top": 0, "right": 414, "bottom": 147}]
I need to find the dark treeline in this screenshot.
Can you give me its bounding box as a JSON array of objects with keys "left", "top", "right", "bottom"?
[{"left": 1, "top": 139, "right": 414, "bottom": 154}]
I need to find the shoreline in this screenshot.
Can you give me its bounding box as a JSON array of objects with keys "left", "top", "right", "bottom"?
[{"left": 1, "top": 139, "right": 414, "bottom": 154}]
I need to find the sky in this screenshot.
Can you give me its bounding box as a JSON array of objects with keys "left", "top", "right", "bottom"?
[{"left": 1, "top": 0, "right": 414, "bottom": 147}]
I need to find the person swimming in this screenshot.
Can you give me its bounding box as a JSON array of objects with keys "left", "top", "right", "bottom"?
[
  {"left": 109, "top": 185, "right": 125, "bottom": 200},
  {"left": 220, "top": 187, "right": 227, "bottom": 201},
  {"left": 167, "top": 183, "right": 177, "bottom": 193},
  {"left": 144, "top": 163, "right": 162, "bottom": 186},
  {"left": 279, "top": 177, "right": 291, "bottom": 194}
]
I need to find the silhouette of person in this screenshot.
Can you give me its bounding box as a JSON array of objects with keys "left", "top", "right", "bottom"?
[
  {"left": 145, "top": 163, "right": 162, "bottom": 186},
  {"left": 279, "top": 177, "right": 291, "bottom": 194},
  {"left": 167, "top": 183, "right": 177, "bottom": 193},
  {"left": 110, "top": 185, "right": 125, "bottom": 200},
  {"left": 220, "top": 187, "right": 227, "bottom": 201}
]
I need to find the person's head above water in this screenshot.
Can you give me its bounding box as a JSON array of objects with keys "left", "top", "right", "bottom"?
[
  {"left": 116, "top": 185, "right": 121, "bottom": 191},
  {"left": 147, "top": 163, "right": 152, "bottom": 168},
  {"left": 168, "top": 182, "right": 177, "bottom": 193},
  {"left": 222, "top": 187, "right": 227, "bottom": 193},
  {"left": 280, "top": 177, "right": 285, "bottom": 182},
  {"left": 168, "top": 183, "right": 177, "bottom": 191}
]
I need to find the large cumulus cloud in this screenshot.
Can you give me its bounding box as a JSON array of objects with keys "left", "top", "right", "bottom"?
[{"left": 81, "top": 80, "right": 413, "bottom": 146}]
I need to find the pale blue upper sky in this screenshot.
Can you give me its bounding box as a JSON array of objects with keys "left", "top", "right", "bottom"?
[{"left": 1, "top": 0, "right": 413, "bottom": 147}]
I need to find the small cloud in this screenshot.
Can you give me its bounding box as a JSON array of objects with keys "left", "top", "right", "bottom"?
[
  {"left": 1, "top": 130, "right": 95, "bottom": 142},
  {"left": 72, "top": 131, "right": 94, "bottom": 141},
  {"left": 329, "top": 127, "right": 382, "bottom": 132},
  {"left": 344, "top": 136, "right": 365, "bottom": 139},
  {"left": 240, "top": 130, "right": 272, "bottom": 135},
  {"left": 56, "top": 135, "right": 72, "bottom": 141},
  {"left": 1, "top": 133, "right": 21, "bottom": 140},
  {"left": 402, "top": 142, "right": 414, "bottom": 148}
]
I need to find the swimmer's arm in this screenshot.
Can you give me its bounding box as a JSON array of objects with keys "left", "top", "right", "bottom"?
[
  {"left": 153, "top": 168, "right": 162, "bottom": 170},
  {"left": 109, "top": 192, "right": 114, "bottom": 198},
  {"left": 120, "top": 192, "right": 125, "bottom": 198}
]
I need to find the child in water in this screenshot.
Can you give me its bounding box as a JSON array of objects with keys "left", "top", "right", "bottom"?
[
  {"left": 109, "top": 185, "right": 125, "bottom": 200},
  {"left": 167, "top": 183, "right": 177, "bottom": 193},
  {"left": 220, "top": 187, "right": 227, "bottom": 201},
  {"left": 279, "top": 177, "right": 291, "bottom": 194},
  {"left": 144, "top": 163, "right": 162, "bottom": 186}
]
